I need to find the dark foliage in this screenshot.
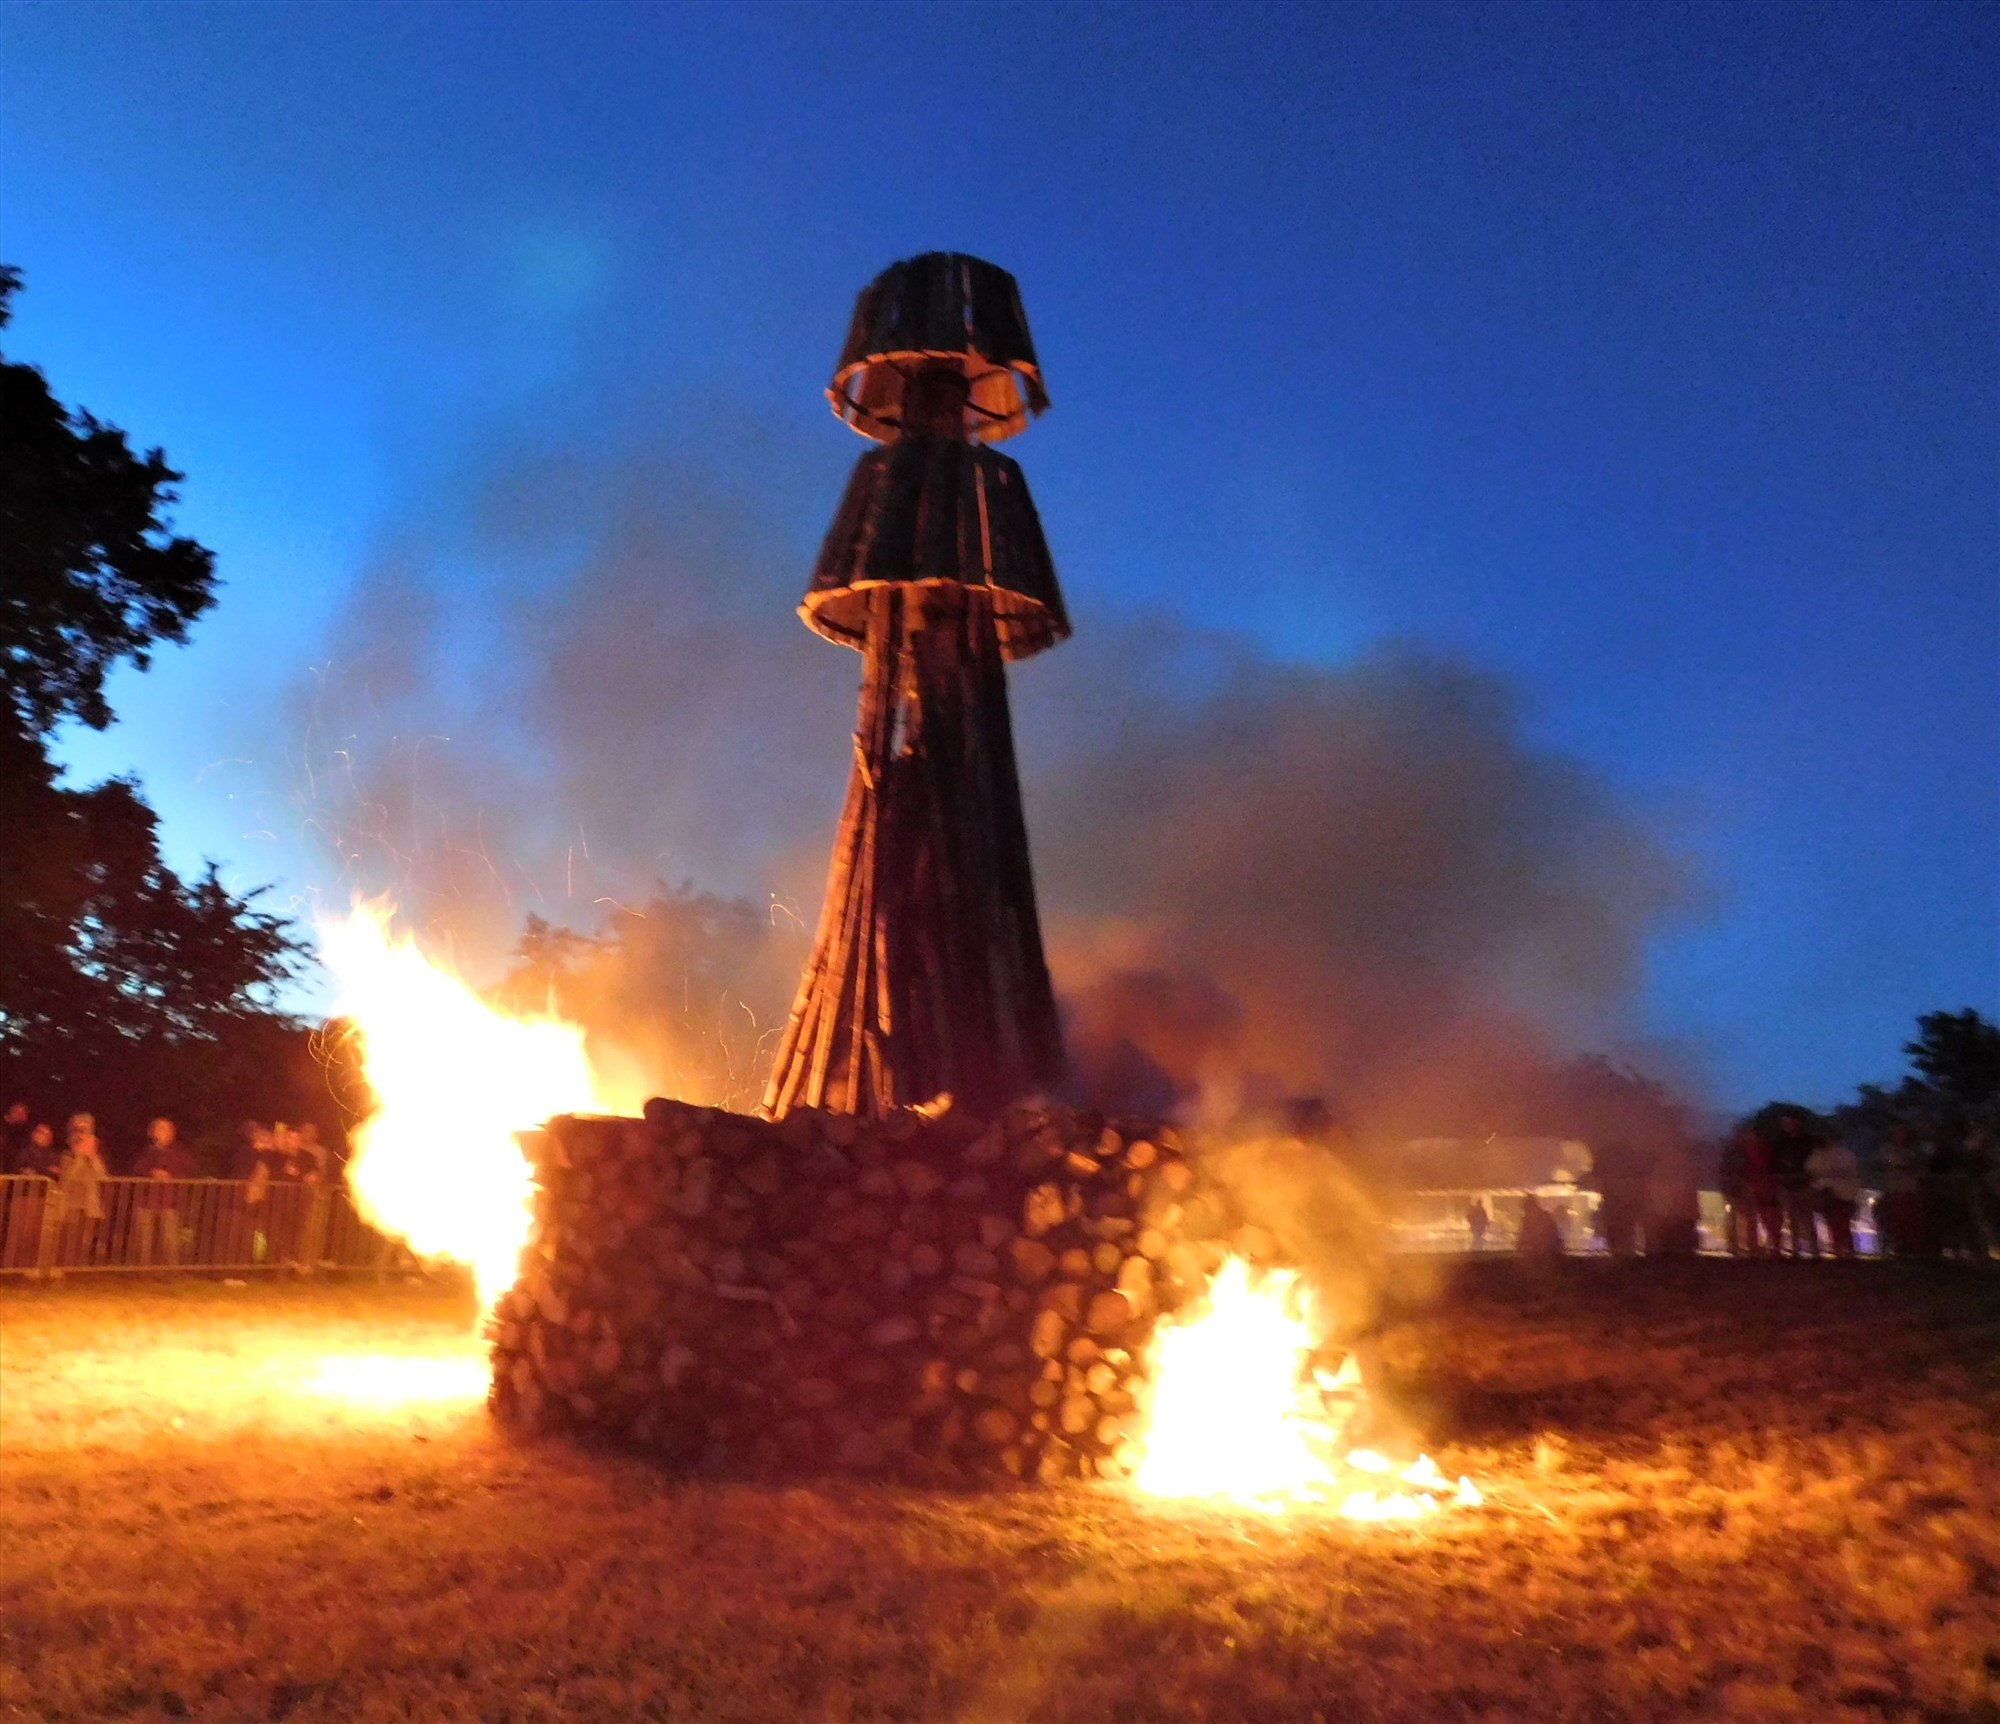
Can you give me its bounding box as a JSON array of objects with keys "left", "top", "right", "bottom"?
[
  {"left": 1903, "top": 1008, "right": 2000, "bottom": 1110},
  {"left": 1737, "top": 1099, "right": 1832, "bottom": 1141},
  {"left": 1741, "top": 1008, "right": 2000, "bottom": 1173},
  {"left": 0, "top": 267, "right": 317, "bottom": 1165},
  {"left": 0, "top": 266, "right": 217, "bottom": 737}
]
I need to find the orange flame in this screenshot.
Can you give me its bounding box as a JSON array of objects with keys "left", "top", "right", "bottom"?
[
  {"left": 1133, "top": 1255, "right": 1480, "bottom": 1518},
  {"left": 320, "top": 901, "right": 622, "bottom": 1311}
]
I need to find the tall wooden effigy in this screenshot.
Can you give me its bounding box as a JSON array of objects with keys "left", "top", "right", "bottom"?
[{"left": 762, "top": 253, "right": 1069, "bottom": 1120}]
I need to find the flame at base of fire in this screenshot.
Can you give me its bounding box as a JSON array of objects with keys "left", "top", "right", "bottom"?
[
  {"left": 321, "top": 901, "right": 622, "bottom": 1310},
  {"left": 1132, "top": 1257, "right": 1480, "bottom": 1520}
]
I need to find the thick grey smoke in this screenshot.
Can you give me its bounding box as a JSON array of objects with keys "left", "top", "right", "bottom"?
[
  {"left": 1021, "top": 628, "right": 1701, "bottom": 1143},
  {"left": 287, "top": 435, "right": 851, "bottom": 960},
  {"left": 278, "top": 441, "right": 1702, "bottom": 1133}
]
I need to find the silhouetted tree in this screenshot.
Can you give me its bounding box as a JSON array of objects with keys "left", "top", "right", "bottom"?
[
  {"left": 1737, "top": 1100, "right": 1832, "bottom": 1142},
  {"left": 1904, "top": 1009, "right": 2000, "bottom": 1111},
  {"left": 0, "top": 267, "right": 310, "bottom": 1159}
]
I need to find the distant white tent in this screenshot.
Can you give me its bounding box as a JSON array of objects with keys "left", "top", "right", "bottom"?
[{"left": 1396, "top": 1136, "right": 1593, "bottom": 1190}]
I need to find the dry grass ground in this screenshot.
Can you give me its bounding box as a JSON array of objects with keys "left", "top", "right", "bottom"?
[{"left": 3, "top": 1262, "right": 1997, "bottom": 1723}]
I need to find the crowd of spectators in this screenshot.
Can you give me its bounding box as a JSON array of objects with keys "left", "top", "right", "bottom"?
[
  {"left": 1716, "top": 1110, "right": 1996, "bottom": 1260},
  {"left": 0, "top": 1103, "right": 339, "bottom": 1271}
]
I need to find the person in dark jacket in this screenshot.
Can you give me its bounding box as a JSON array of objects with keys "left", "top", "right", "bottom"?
[
  {"left": 1, "top": 1101, "right": 31, "bottom": 1172},
  {"left": 1741, "top": 1129, "right": 1784, "bottom": 1255},
  {"left": 1590, "top": 1141, "right": 1648, "bottom": 1255},
  {"left": 1517, "top": 1193, "right": 1564, "bottom": 1262},
  {"left": 1806, "top": 1134, "right": 1863, "bottom": 1259},
  {"left": 264, "top": 1122, "right": 309, "bottom": 1267},
  {"left": 0, "top": 1102, "right": 32, "bottom": 1270},
  {"left": 131, "top": 1117, "right": 197, "bottom": 1267},
  {"left": 16, "top": 1120, "right": 60, "bottom": 1178},
  {"left": 1465, "top": 1197, "right": 1491, "bottom": 1252},
  {"left": 222, "top": 1121, "right": 273, "bottom": 1265},
  {"left": 1717, "top": 1132, "right": 1752, "bottom": 1255},
  {"left": 1769, "top": 1113, "right": 1820, "bottom": 1259},
  {"left": 2, "top": 1118, "right": 58, "bottom": 1268},
  {"left": 1877, "top": 1126, "right": 1925, "bottom": 1256}
]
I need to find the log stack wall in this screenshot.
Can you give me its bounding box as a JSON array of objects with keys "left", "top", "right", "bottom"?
[{"left": 488, "top": 1099, "right": 1240, "bottom": 1481}]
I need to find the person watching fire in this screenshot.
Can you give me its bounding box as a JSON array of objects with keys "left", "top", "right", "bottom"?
[
  {"left": 131, "top": 1116, "right": 196, "bottom": 1268},
  {"left": 1769, "top": 1113, "right": 1820, "bottom": 1258},
  {"left": 0, "top": 1101, "right": 31, "bottom": 1171},
  {"left": 1806, "top": 1133, "right": 1863, "bottom": 1258},
  {"left": 56, "top": 1113, "right": 108, "bottom": 1267},
  {"left": 2, "top": 1117, "right": 58, "bottom": 1269}
]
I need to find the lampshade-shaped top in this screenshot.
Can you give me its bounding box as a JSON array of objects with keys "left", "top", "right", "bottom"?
[
  {"left": 829, "top": 253, "right": 1050, "bottom": 445},
  {"left": 802, "top": 439, "right": 1069, "bottom": 661}
]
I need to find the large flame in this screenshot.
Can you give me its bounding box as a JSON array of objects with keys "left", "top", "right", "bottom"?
[
  {"left": 320, "top": 901, "right": 616, "bottom": 1310},
  {"left": 1133, "top": 1256, "right": 1480, "bottom": 1519}
]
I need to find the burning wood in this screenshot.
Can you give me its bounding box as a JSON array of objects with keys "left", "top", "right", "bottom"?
[
  {"left": 316, "top": 906, "right": 1479, "bottom": 1512},
  {"left": 763, "top": 253, "right": 1068, "bottom": 1121},
  {"left": 1134, "top": 1256, "right": 1479, "bottom": 1517},
  {"left": 312, "top": 265, "right": 1477, "bottom": 1518},
  {"left": 476, "top": 1093, "right": 1479, "bottom": 1516}
]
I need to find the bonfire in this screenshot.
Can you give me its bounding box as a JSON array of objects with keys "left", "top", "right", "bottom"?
[{"left": 311, "top": 255, "right": 1479, "bottom": 1520}]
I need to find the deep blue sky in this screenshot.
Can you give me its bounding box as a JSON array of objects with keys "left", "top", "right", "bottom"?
[{"left": 5, "top": 0, "right": 1995, "bottom": 1108}]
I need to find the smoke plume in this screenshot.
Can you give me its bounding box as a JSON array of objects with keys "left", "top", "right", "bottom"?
[
  {"left": 273, "top": 439, "right": 1702, "bottom": 1137},
  {"left": 1023, "top": 627, "right": 1700, "bottom": 1145}
]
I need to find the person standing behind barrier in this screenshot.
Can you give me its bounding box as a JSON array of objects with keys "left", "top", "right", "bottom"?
[
  {"left": 1769, "top": 1113, "right": 1820, "bottom": 1258},
  {"left": 1465, "top": 1197, "right": 1490, "bottom": 1252},
  {"left": 297, "top": 1123, "right": 329, "bottom": 1182},
  {"left": 131, "top": 1116, "right": 195, "bottom": 1268},
  {"left": 3, "top": 1120, "right": 58, "bottom": 1268},
  {"left": 1877, "top": 1127, "right": 1925, "bottom": 1256},
  {"left": 57, "top": 1114, "right": 108, "bottom": 1267},
  {"left": 265, "top": 1122, "right": 310, "bottom": 1268},
  {"left": 229, "top": 1122, "right": 274, "bottom": 1264},
  {"left": 1516, "top": 1193, "right": 1564, "bottom": 1263},
  {"left": 294, "top": 1123, "right": 331, "bottom": 1271},
  {"left": 0, "top": 1102, "right": 27, "bottom": 1275},
  {"left": 1806, "top": 1133, "right": 1863, "bottom": 1258},
  {"left": 1717, "top": 1132, "right": 1753, "bottom": 1255},
  {"left": 1926, "top": 1128, "right": 1983, "bottom": 1260},
  {"left": 1969, "top": 1127, "right": 1999, "bottom": 1261},
  {"left": 1, "top": 1101, "right": 31, "bottom": 1170},
  {"left": 1591, "top": 1141, "right": 1645, "bottom": 1255},
  {"left": 1742, "top": 1129, "right": 1784, "bottom": 1255}
]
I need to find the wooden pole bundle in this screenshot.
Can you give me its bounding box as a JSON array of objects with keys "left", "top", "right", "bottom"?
[
  {"left": 764, "top": 584, "right": 1063, "bottom": 1119},
  {"left": 763, "top": 253, "right": 1070, "bottom": 1122}
]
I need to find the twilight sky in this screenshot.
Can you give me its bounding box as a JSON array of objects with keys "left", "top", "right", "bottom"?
[{"left": 4, "top": 0, "right": 1994, "bottom": 1110}]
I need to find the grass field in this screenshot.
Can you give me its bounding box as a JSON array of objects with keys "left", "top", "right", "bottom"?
[{"left": 3, "top": 1262, "right": 1997, "bottom": 1723}]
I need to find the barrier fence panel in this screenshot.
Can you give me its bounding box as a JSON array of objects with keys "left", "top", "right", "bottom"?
[
  {"left": 1392, "top": 1187, "right": 1605, "bottom": 1254},
  {"left": 1389, "top": 1186, "right": 1886, "bottom": 1256},
  {"left": 0, "top": 1176, "right": 412, "bottom": 1276}
]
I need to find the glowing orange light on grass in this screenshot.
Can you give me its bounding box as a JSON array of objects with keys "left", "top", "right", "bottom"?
[
  {"left": 300, "top": 1351, "right": 492, "bottom": 1410},
  {"left": 1132, "top": 1255, "right": 1480, "bottom": 1519},
  {"left": 321, "top": 900, "right": 619, "bottom": 1311}
]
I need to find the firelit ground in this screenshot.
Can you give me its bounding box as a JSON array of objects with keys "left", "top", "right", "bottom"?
[{"left": 2, "top": 1262, "right": 1996, "bottom": 1722}]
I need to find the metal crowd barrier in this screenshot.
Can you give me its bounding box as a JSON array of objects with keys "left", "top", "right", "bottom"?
[
  {"left": 0, "top": 1175, "right": 412, "bottom": 1277},
  {"left": 1392, "top": 1186, "right": 1605, "bottom": 1254},
  {"left": 1390, "top": 1185, "right": 1884, "bottom": 1256}
]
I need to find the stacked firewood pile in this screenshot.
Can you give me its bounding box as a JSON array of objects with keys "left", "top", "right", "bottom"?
[{"left": 487, "top": 1098, "right": 1236, "bottom": 1481}]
